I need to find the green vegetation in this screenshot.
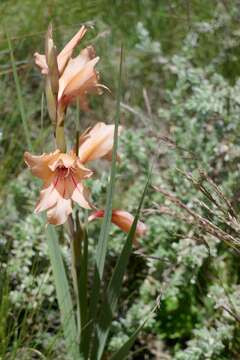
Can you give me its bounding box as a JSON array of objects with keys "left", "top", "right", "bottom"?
[{"left": 1, "top": 1, "right": 240, "bottom": 359}]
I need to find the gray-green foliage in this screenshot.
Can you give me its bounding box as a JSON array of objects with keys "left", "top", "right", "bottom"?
[
  {"left": 0, "top": 174, "right": 67, "bottom": 357},
  {"left": 106, "top": 6, "right": 240, "bottom": 358},
  {"left": 1, "top": 175, "right": 53, "bottom": 305}
]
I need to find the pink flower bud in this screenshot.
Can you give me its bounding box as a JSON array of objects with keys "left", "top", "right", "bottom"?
[{"left": 88, "top": 210, "right": 146, "bottom": 237}]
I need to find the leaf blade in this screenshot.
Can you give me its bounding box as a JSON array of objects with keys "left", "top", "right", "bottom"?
[
  {"left": 92, "top": 178, "right": 150, "bottom": 360},
  {"left": 110, "top": 297, "right": 160, "bottom": 360},
  {"left": 81, "top": 46, "right": 124, "bottom": 358},
  {"left": 46, "top": 225, "right": 79, "bottom": 360}
]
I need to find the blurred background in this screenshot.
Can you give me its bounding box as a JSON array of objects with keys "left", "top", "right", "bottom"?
[{"left": 1, "top": 0, "right": 240, "bottom": 359}]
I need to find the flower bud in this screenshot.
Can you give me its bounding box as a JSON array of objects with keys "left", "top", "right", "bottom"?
[
  {"left": 45, "top": 24, "right": 59, "bottom": 95},
  {"left": 45, "top": 77, "right": 57, "bottom": 125},
  {"left": 88, "top": 210, "right": 147, "bottom": 237}
]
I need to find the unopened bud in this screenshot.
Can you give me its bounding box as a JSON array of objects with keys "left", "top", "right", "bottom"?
[
  {"left": 45, "top": 77, "right": 57, "bottom": 125},
  {"left": 45, "top": 23, "right": 53, "bottom": 58},
  {"left": 45, "top": 24, "right": 59, "bottom": 95}
]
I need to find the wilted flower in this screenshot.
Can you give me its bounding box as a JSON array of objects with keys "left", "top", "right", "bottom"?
[
  {"left": 88, "top": 210, "right": 147, "bottom": 237},
  {"left": 24, "top": 122, "right": 121, "bottom": 225}
]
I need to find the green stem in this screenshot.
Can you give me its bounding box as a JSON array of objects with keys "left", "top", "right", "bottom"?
[
  {"left": 75, "top": 100, "right": 80, "bottom": 156},
  {"left": 55, "top": 125, "right": 66, "bottom": 152},
  {"left": 68, "top": 214, "right": 86, "bottom": 349},
  {"left": 78, "top": 214, "right": 88, "bottom": 333},
  {"left": 68, "top": 216, "right": 80, "bottom": 332}
]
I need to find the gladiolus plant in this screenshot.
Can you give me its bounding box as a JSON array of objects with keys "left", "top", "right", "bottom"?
[{"left": 24, "top": 24, "right": 151, "bottom": 360}]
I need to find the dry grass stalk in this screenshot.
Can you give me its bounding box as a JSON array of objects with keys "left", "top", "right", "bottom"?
[{"left": 150, "top": 170, "right": 240, "bottom": 253}]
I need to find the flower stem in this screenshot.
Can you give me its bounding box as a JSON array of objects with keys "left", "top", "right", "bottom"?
[
  {"left": 55, "top": 125, "right": 66, "bottom": 152},
  {"left": 68, "top": 214, "right": 85, "bottom": 343},
  {"left": 75, "top": 100, "right": 80, "bottom": 156}
]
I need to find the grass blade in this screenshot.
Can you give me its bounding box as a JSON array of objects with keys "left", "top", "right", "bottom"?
[
  {"left": 5, "top": 30, "right": 33, "bottom": 152},
  {"left": 95, "top": 45, "right": 123, "bottom": 279},
  {"left": 81, "top": 46, "right": 123, "bottom": 357},
  {"left": 110, "top": 297, "right": 161, "bottom": 360},
  {"left": 79, "top": 222, "right": 89, "bottom": 357},
  {"left": 79, "top": 225, "right": 88, "bottom": 331},
  {"left": 46, "top": 225, "right": 79, "bottom": 360},
  {"left": 91, "top": 178, "right": 150, "bottom": 360}
]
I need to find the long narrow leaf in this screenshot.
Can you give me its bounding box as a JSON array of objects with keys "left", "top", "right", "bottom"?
[
  {"left": 79, "top": 224, "right": 89, "bottom": 337},
  {"left": 110, "top": 297, "right": 161, "bottom": 360},
  {"left": 81, "top": 47, "right": 123, "bottom": 357},
  {"left": 91, "top": 178, "right": 150, "bottom": 360},
  {"left": 46, "top": 225, "right": 79, "bottom": 360},
  {"left": 95, "top": 45, "right": 123, "bottom": 279},
  {"left": 6, "top": 30, "right": 33, "bottom": 151}
]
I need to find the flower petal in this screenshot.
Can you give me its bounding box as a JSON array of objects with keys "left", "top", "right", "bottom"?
[
  {"left": 58, "top": 56, "right": 100, "bottom": 105},
  {"left": 35, "top": 177, "right": 60, "bottom": 213},
  {"left": 24, "top": 150, "right": 60, "bottom": 182},
  {"left": 48, "top": 153, "right": 75, "bottom": 171},
  {"left": 75, "top": 158, "right": 93, "bottom": 179},
  {"left": 47, "top": 197, "right": 73, "bottom": 225},
  {"left": 35, "top": 172, "right": 74, "bottom": 213},
  {"left": 58, "top": 46, "right": 96, "bottom": 101},
  {"left": 34, "top": 52, "right": 48, "bottom": 74},
  {"left": 37, "top": 176, "right": 73, "bottom": 225},
  {"left": 70, "top": 174, "right": 92, "bottom": 209},
  {"left": 78, "top": 122, "right": 122, "bottom": 163},
  {"left": 57, "top": 26, "right": 87, "bottom": 74}
]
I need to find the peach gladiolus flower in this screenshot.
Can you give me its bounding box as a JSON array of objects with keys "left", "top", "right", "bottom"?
[
  {"left": 58, "top": 45, "right": 102, "bottom": 111},
  {"left": 34, "top": 26, "right": 102, "bottom": 111},
  {"left": 34, "top": 25, "right": 87, "bottom": 76},
  {"left": 88, "top": 210, "right": 147, "bottom": 237},
  {"left": 78, "top": 122, "right": 122, "bottom": 163},
  {"left": 24, "top": 150, "right": 92, "bottom": 225},
  {"left": 24, "top": 122, "right": 121, "bottom": 225}
]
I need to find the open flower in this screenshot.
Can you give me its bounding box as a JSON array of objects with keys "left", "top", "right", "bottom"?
[
  {"left": 78, "top": 122, "right": 122, "bottom": 163},
  {"left": 88, "top": 210, "right": 147, "bottom": 237},
  {"left": 24, "top": 150, "right": 92, "bottom": 225},
  {"left": 34, "top": 26, "right": 102, "bottom": 113},
  {"left": 58, "top": 45, "right": 102, "bottom": 111},
  {"left": 24, "top": 122, "right": 121, "bottom": 225},
  {"left": 34, "top": 25, "right": 87, "bottom": 76}
]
